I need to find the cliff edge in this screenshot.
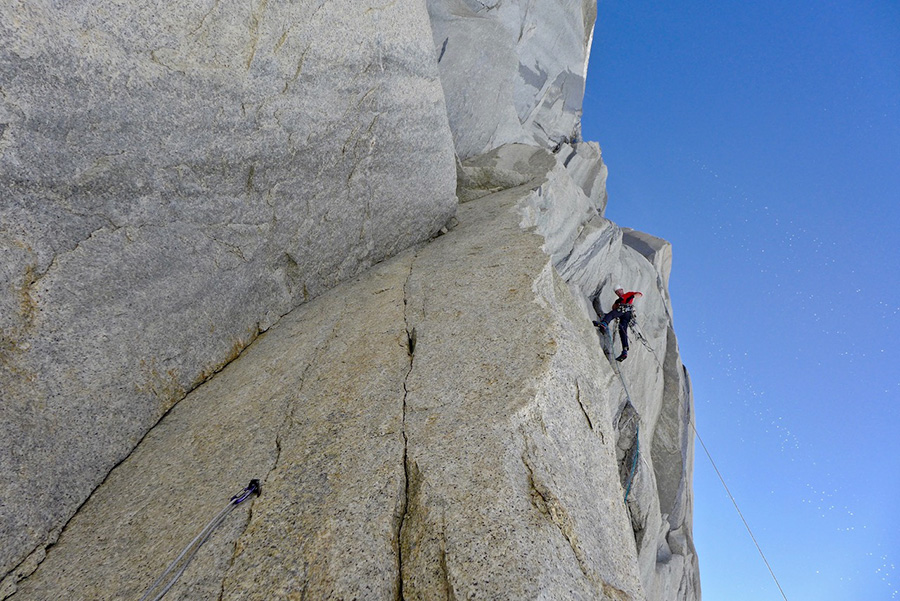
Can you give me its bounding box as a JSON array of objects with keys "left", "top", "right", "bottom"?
[{"left": 1, "top": 1, "right": 699, "bottom": 599}]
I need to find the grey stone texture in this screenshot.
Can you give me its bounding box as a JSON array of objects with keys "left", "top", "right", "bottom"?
[
  {"left": 623, "top": 228, "right": 674, "bottom": 292},
  {"left": 399, "top": 188, "right": 642, "bottom": 600},
  {"left": 3, "top": 0, "right": 701, "bottom": 598},
  {"left": 427, "top": 0, "right": 597, "bottom": 158},
  {"left": 465, "top": 143, "right": 700, "bottom": 600},
  {"left": 514, "top": 145, "right": 701, "bottom": 601},
  {"left": 8, "top": 142, "right": 699, "bottom": 601},
  {"left": 562, "top": 140, "right": 610, "bottom": 215},
  {"left": 0, "top": 0, "right": 457, "bottom": 589},
  {"left": 10, "top": 166, "right": 647, "bottom": 601},
  {"left": 10, "top": 252, "right": 413, "bottom": 600}
]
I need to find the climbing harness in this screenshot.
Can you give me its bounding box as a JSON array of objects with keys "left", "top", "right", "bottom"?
[{"left": 138, "top": 479, "right": 261, "bottom": 601}]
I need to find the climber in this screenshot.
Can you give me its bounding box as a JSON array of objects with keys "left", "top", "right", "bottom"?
[{"left": 594, "top": 287, "right": 643, "bottom": 362}]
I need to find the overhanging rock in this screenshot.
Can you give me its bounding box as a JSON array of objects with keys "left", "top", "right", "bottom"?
[
  {"left": 467, "top": 143, "right": 700, "bottom": 600},
  {"left": 427, "top": 0, "right": 597, "bottom": 159}
]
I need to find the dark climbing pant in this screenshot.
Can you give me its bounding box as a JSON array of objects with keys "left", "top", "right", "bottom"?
[{"left": 600, "top": 308, "right": 632, "bottom": 351}]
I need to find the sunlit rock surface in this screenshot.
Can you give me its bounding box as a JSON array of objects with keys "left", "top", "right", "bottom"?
[
  {"left": 0, "top": 0, "right": 456, "bottom": 589},
  {"left": 9, "top": 143, "right": 698, "bottom": 601},
  {"left": 2, "top": 2, "right": 699, "bottom": 599},
  {"left": 11, "top": 163, "right": 647, "bottom": 601},
  {"left": 427, "top": 0, "right": 597, "bottom": 159},
  {"left": 463, "top": 143, "right": 700, "bottom": 599},
  {"left": 510, "top": 143, "right": 700, "bottom": 600}
]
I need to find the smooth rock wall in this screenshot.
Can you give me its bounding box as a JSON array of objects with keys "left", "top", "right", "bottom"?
[
  {"left": 427, "top": 0, "right": 597, "bottom": 159},
  {"left": 0, "top": 0, "right": 457, "bottom": 587}
]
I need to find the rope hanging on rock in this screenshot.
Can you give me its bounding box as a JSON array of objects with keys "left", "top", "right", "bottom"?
[
  {"left": 601, "top": 324, "right": 642, "bottom": 503},
  {"left": 623, "top": 423, "right": 640, "bottom": 503},
  {"left": 601, "top": 309, "right": 788, "bottom": 598},
  {"left": 138, "top": 479, "right": 260, "bottom": 601},
  {"left": 629, "top": 318, "right": 663, "bottom": 369}
]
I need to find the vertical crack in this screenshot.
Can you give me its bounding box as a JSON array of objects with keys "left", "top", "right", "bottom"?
[
  {"left": 522, "top": 436, "right": 600, "bottom": 590},
  {"left": 395, "top": 253, "right": 418, "bottom": 600},
  {"left": 215, "top": 375, "right": 305, "bottom": 601},
  {"left": 245, "top": 0, "right": 269, "bottom": 70},
  {"left": 397, "top": 393, "right": 410, "bottom": 601},
  {"left": 397, "top": 379, "right": 411, "bottom": 601},
  {"left": 574, "top": 379, "right": 593, "bottom": 432},
  {"left": 215, "top": 490, "right": 263, "bottom": 601}
]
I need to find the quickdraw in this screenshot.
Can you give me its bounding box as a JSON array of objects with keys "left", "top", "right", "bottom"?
[{"left": 138, "top": 479, "right": 261, "bottom": 601}]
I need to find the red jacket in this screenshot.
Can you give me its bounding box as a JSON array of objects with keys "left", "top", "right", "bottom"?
[{"left": 613, "top": 290, "right": 642, "bottom": 310}]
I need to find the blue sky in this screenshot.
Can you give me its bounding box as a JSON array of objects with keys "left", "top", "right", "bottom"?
[{"left": 582, "top": 2, "right": 900, "bottom": 599}]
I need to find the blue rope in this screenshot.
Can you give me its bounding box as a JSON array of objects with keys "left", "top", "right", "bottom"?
[
  {"left": 623, "top": 423, "right": 640, "bottom": 502},
  {"left": 598, "top": 321, "right": 641, "bottom": 503}
]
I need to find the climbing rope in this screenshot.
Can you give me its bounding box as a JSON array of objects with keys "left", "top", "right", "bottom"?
[
  {"left": 629, "top": 318, "right": 663, "bottom": 369},
  {"left": 603, "top": 325, "right": 636, "bottom": 408},
  {"left": 598, "top": 314, "right": 788, "bottom": 599},
  {"left": 599, "top": 324, "right": 642, "bottom": 503},
  {"left": 689, "top": 421, "right": 790, "bottom": 601},
  {"left": 138, "top": 480, "right": 261, "bottom": 601},
  {"left": 622, "top": 423, "right": 640, "bottom": 503}
]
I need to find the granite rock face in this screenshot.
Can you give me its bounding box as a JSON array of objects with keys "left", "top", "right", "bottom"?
[
  {"left": 0, "top": 0, "right": 457, "bottom": 588},
  {"left": 427, "top": 0, "right": 597, "bottom": 158},
  {"left": 3, "top": 1, "right": 701, "bottom": 599},
  {"left": 508, "top": 144, "right": 701, "bottom": 600},
  {"left": 10, "top": 165, "right": 647, "bottom": 601},
  {"left": 8, "top": 141, "right": 699, "bottom": 601},
  {"left": 462, "top": 142, "right": 699, "bottom": 599}
]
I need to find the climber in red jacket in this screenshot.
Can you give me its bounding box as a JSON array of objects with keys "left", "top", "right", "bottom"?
[{"left": 594, "top": 287, "right": 643, "bottom": 362}]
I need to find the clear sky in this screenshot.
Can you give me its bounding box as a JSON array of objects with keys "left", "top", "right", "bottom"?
[{"left": 582, "top": 2, "right": 900, "bottom": 600}]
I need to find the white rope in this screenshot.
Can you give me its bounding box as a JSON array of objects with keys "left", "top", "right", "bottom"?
[
  {"left": 689, "top": 420, "right": 790, "bottom": 601},
  {"left": 138, "top": 481, "right": 259, "bottom": 601},
  {"left": 630, "top": 319, "right": 663, "bottom": 369},
  {"left": 139, "top": 501, "right": 237, "bottom": 601},
  {"left": 600, "top": 316, "right": 788, "bottom": 600}
]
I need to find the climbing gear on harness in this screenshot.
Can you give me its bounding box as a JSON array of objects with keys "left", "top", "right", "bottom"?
[
  {"left": 138, "top": 479, "right": 261, "bottom": 601},
  {"left": 628, "top": 318, "right": 662, "bottom": 368}
]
